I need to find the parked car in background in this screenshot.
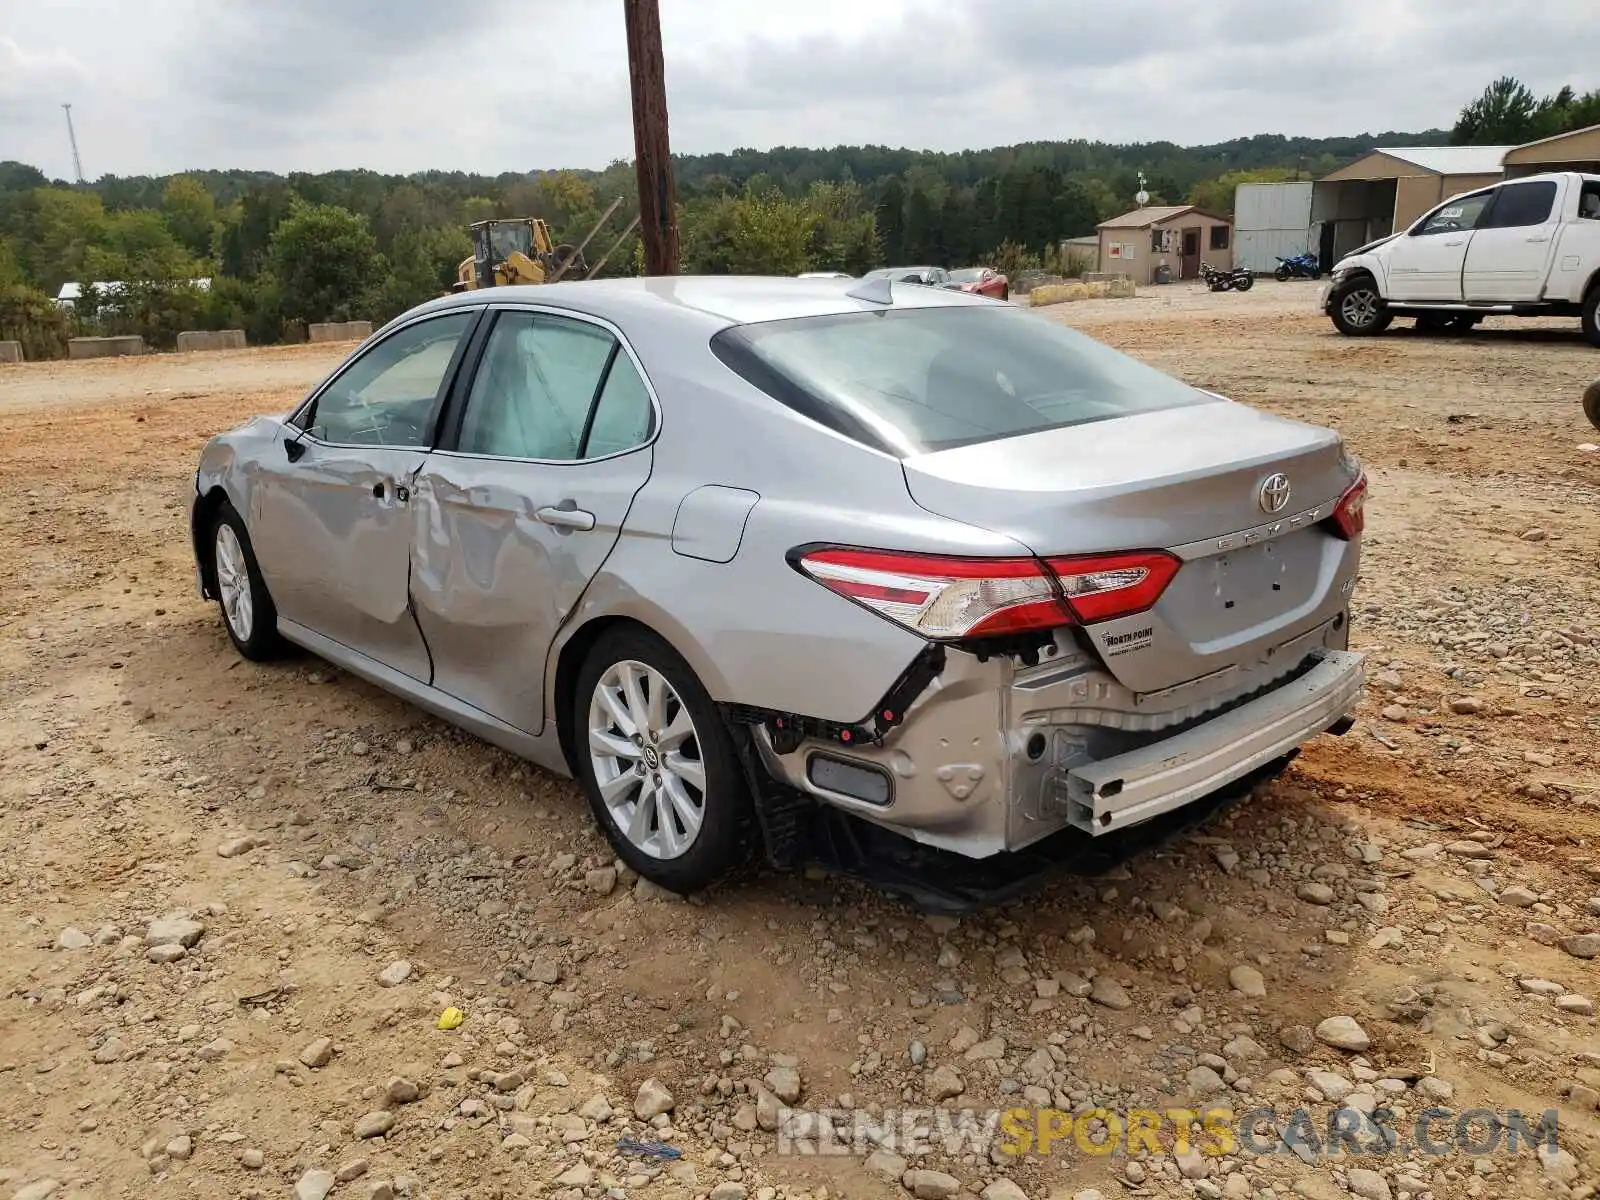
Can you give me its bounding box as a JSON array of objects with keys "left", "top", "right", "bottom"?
[
  {"left": 864, "top": 265, "right": 950, "bottom": 287},
  {"left": 948, "top": 266, "right": 1010, "bottom": 300},
  {"left": 190, "top": 276, "right": 1365, "bottom": 904},
  {"left": 1325, "top": 171, "right": 1600, "bottom": 344}
]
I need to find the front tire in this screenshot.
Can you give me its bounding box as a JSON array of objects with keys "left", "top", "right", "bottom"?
[
  {"left": 1583, "top": 287, "right": 1600, "bottom": 349},
  {"left": 1274, "top": 265, "right": 1291, "bottom": 282},
  {"left": 1584, "top": 379, "right": 1600, "bottom": 431},
  {"left": 574, "top": 627, "right": 752, "bottom": 893},
  {"left": 210, "top": 500, "right": 282, "bottom": 661},
  {"left": 1329, "top": 277, "right": 1392, "bottom": 337}
]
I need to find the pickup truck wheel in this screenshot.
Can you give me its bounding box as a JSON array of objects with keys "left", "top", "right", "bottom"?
[
  {"left": 1583, "top": 288, "right": 1600, "bottom": 349},
  {"left": 1330, "top": 278, "right": 1392, "bottom": 337},
  {"left": 1585, "top": 379, "right": 1600, "bottom": 431}
]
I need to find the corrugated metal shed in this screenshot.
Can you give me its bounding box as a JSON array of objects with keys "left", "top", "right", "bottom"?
[
  {"left": 1378, "top": 146, "right": 1512, "bottom": 175},
  {"left": 1233, "top": 182, "right": 1315, "bottom": 273}
]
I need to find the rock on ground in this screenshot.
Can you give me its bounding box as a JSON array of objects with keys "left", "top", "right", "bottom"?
[{"left": 1315, "top": 1015, "right": 1371, "bottom": 1051}]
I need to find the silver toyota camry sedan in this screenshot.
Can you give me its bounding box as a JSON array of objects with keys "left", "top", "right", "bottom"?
[{"left": 190, "top": 276, "right": 1366, "bottom": 899}]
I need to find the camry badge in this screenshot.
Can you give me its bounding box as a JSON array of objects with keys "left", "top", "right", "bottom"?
[{"left": 1258, "top": 473, "right": 1291, "bottom": 514}]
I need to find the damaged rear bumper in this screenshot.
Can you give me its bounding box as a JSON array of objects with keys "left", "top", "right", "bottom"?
[
  {"left": 753, "top": 619, "right": 1362, "bottom": 861},
  {"left": 1061, "top": 649, "right": 1364, "bottom": 835}
]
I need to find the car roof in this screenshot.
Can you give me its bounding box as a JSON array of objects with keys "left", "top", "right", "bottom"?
[{"left": 408, "top": 274, "right": 989, "bottom": 330}]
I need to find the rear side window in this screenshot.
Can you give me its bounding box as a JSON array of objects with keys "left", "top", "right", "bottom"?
[
  {"left": 1482, "top": 181, "right": 1558, "bottom": 229},
  {"left": 711, "top": 306, "right": 1210, "bottom": 456}
]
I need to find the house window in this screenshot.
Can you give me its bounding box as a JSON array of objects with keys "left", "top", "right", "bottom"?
[
  {"left": 1151, "top": 229, "right": 1174, "bottom": 254},
  {"left": 1210, "top": 225, "right": 1231, "bottom": 250}
]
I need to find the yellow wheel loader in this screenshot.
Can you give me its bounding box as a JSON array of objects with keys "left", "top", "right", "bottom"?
[{"left": 453, "top": 218, "right": 585, "bottom": 291}]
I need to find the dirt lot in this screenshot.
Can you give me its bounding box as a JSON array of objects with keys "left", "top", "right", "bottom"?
[{"left": 2, "top": 280, "right": 1598, "bottom": 1200}]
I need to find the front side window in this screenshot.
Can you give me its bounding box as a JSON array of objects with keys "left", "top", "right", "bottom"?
[
  {"left": 713, "top": 306, "right": 1210, "bottom": 457},
  {"left": 1482, "top": 181, "right": 1558, "bottom": 229},
  {"left": 1414, "top": 192, "right": 1494, "bottom": 237},
  {"left": 305, "top": 311, "right": 472, "bottom": 447}
]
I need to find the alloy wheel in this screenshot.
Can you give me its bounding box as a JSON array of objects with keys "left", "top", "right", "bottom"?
[
  {"left": 587, "top": 660, "right": 706, "bottom": 859},
  {"left": 1340, "top": 288, "right": 1380, "bottom": 329},
  {"left": 214, "top": 523, "right": 254, "bottom": 642}
]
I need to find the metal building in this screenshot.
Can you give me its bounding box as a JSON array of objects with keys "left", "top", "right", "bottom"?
[{"left": 1233, "top": 182, "right": 1316, "bottom": 273}]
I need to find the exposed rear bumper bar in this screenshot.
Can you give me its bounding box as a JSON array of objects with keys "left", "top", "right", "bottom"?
[{"left": 1064, "top": 649, "right": 1365, "bottom": 835}]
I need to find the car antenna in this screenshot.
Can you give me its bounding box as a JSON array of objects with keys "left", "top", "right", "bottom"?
[{"left": 846, "top": 276, "right": 893, "bottom": 305}]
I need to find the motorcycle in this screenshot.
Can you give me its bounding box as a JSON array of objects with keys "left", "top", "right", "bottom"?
[
  {"left": 1273, "top": 252, "right": 1322, "bottom": 281},
  {"left": 1199, "top": 261, "right": 1254, "bottom": 292}
]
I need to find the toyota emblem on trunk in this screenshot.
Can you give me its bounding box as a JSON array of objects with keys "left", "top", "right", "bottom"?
[{"left": 1258, "top": 473, "right": 1291, "bottom": 514}]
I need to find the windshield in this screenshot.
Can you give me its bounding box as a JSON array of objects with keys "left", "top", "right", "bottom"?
[
  {"left": 488, "top": 222, "right": 534, "bottom": 260},
  {"left": 948, "top": 268, "right": 985, "bottom": 282},
  {"left": 712, "top": 306, "right": 1210, "bottom": 456}
]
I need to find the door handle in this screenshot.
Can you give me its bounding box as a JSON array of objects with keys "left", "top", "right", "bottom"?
[
  {"left": 536, "top": 504, "right": 596, "bottom": 531},
  {"left": 1443, "top": 239, "right": 1464, "bottom": 246},
  {"left": 1526, "top": 235, "right": 1551, "bottom": 243}
]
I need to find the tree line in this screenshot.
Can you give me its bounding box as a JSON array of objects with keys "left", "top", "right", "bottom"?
[{"left": 2, "top": 72, "right": 1591, "bottom": 357}]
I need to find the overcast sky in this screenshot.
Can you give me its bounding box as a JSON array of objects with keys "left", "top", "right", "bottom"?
[{"left": 3, "top": 0, "right": 1597, "bottom": 180}]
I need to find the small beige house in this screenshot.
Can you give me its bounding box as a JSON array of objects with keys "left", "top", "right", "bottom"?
[{"left": 1096, "top": 206, "right": 1233, "bottom": 284}]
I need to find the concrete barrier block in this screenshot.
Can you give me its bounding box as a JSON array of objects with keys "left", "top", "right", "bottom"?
[
  {"left": 176, "top": 329, "right": 247, "bottom": 353},
  {"left": 1028, "top": 280, "right": 1137, "bottom": 308},
  {"left": 68, "top": 336, "right": 145, "bottom": 359},
  {"left": 308, "top": 320, "right": 373, "bottom": 344},
  {"left": 0, "top": 340, "right": 22, "bottom": 364}
]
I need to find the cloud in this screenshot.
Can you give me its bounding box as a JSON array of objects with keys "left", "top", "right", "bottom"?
[{"left": 0, "top": 0, "right": 1596, "bottom": 178}]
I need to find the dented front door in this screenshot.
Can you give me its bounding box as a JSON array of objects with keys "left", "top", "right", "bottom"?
[{"left": 252, "top": 442, "right": 433, "bottom": 680}]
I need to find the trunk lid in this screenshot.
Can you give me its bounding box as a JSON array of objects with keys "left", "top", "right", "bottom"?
[{"left": 902, "top": 400, "right": 1361, "bottom": 694}]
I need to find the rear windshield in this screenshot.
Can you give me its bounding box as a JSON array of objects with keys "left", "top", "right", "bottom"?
[{"left": 711, "top": 306, "right": 1209, "bottom": 456}]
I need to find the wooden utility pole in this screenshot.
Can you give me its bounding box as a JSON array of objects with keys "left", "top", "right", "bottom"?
[{"left": 622, "top": 0, "right": 679, "bottom": 275}]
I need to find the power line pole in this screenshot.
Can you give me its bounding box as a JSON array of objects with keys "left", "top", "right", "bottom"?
[
  {"left": 622, "top": 0, "right": 678, "bottom": 275},
  {"left": 62, "top": 103, "right": 85, "bottom": 184}
]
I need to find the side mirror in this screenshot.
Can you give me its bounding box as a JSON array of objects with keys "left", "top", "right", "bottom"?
[{"left": 284, "top": 437, "right": 306, "bottom": 463}]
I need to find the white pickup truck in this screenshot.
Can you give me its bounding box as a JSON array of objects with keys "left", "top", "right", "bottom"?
[{"left": 1324, "top": 171, "right": 1600, "bottom": 346}]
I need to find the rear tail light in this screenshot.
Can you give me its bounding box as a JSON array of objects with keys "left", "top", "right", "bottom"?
[
  {"left": 1330, "top": 476, "right": 1366, "bottom": 540},
  {"left": 794, "top": 547, "right": 1181, "bottom": 640},
  {"left": 1046, "top": 551, "right": 1182, "bottom": 623}
]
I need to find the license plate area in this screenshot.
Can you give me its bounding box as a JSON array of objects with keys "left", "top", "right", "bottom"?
[{"left": 1167, "top": 533, "right": 1321, "bottom": 642}]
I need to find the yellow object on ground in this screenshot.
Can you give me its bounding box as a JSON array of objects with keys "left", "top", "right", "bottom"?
[{"left": 437, "top": 1007, "right": 464, "bottom": 1030}]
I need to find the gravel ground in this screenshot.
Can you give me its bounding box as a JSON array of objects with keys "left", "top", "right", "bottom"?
[{"left": 1, "top": 281, "right": 1597, "bottom": 1200}]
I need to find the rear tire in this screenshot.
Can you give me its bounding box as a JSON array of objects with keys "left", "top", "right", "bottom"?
[
  {"left": 1329, "top": 277, "right": 1392, "bottom": 337},
  {"left": 210, "top": 500, "right": 282, "bottom": 662},
  {"left": 1234, "top": 273, "right": 1254, "bottom": 292},
  {"left": 574, "top": 627, "right": 752, "bottom": 893},
  {"left": 1583, "top": 287, "right": 1600, "bottom": 349},
  {"left": 1584, "top": 378, "right": 1600, "bottom": 431}
]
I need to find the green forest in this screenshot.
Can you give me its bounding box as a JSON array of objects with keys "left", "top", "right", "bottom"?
[{"left": 1, "top": 74, "right": 1594, "bottom": 358}]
